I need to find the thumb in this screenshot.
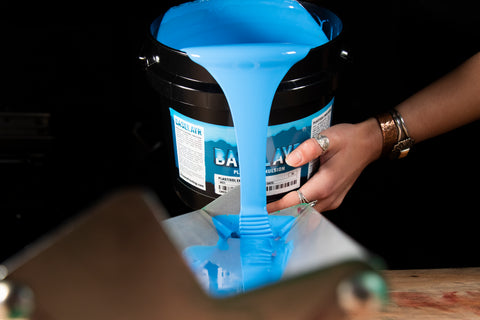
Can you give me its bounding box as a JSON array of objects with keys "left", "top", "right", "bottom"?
[{"left": 286, "top": 133, "right": 331, "bottom": 167}]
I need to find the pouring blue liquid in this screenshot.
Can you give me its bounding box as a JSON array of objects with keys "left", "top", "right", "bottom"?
[{"left": 157, "top": 0, "right": 330, "bottom": 296}]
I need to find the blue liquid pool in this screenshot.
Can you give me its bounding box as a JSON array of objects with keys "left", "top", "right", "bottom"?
[
  {"left": 157, "top": 0, "right": 330, "bottom": 296},
  {"left": 184, "top": 214, "right": 295, "bottom": 297}
]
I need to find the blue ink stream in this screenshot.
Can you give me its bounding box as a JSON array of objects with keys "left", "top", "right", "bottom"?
[{"left": 157, "top": 0, "right": 329, "bottom": 296}]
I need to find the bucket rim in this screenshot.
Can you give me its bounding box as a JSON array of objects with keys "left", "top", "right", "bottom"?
[{"left": 147, "top": 2, "right": 344, "bottom": 56}]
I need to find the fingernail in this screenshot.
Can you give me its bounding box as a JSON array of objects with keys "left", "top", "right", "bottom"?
[{"left": 286, "top": 150, "right": 302, "bottom": 166}]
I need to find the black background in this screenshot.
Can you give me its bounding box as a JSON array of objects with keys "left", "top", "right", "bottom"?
[{"left": 1, "top": 0, "right": 479, "bottom": 269}]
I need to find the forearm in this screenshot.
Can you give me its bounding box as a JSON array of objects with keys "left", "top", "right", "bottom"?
[
  {"left": 395, "top": 52, "right": 480, "bottom": 143},
  {"left": 268, "top": 53, "right": 480, "bottom": 212}
]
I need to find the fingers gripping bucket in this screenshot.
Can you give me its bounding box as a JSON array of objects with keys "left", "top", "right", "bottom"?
[{"left": 140, "top": 2, "right": 345, "bottom": 209}]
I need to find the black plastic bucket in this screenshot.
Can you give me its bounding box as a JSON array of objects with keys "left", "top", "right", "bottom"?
[{"left": 140, "top": 2, "right": 345, "bottom": 209}]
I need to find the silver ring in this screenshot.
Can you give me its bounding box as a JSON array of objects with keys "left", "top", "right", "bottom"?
[
  {"left": 297, "top": 190, "right": 318, "bottom": 207},
  {"left": 315, "top": 134, "right": 330, "bottom": 153}
]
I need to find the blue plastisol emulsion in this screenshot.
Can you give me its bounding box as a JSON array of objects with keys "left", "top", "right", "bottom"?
[
  {"left": 157, "top": 0, "right": 330, "bottom": 297},
  {"left": 183, "top": 214, "right": 296, "bottom": 296}
]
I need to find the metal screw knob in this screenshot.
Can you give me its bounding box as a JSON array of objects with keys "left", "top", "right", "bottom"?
[
  {"left": 0, "top": 281, "right": 35, "bottom": 319},
  {"left": 339, "top": 50, "right": 350, "bottom": 60},
  {"left": 337, "top": 271, "right": 388, "bottom": 317}
]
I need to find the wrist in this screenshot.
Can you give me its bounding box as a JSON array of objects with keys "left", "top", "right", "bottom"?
[{"left": 357, "top": 117, "right": 383, "bottom": 163}]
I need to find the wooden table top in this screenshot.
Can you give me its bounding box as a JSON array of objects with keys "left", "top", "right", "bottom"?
[{"left": 377, "top": 268, "right": 480, "bottom": 319}]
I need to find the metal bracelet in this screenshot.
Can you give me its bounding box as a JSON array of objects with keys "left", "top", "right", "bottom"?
[
  {"left": 376, "top": 109, "right": 415, "bottom": 159},
  {"left": 390, "top": 109, "right": 411, "bottom": 141}
]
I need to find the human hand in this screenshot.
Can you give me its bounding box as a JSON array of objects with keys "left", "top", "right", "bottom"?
[{"left": 266, "top": 118, "right": 383, "bottom": 213}]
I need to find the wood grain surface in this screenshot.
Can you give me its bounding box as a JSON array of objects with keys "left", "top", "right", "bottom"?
[{"left": 377, "top": 268, "right": 480, "bottom": 319}]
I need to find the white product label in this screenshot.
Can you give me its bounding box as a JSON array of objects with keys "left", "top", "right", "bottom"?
[
  {"left": 215, "top": 169, "right": 300, "bottom": 196},
  {"left": 169, "top": 98, "right": 333, "bottom": 197},
  {"left": 311, "top": 105, "right": 332, "bottom": 138},
  {"left": 266, "top": 168, "right": 301, "bottom": 196},
  {"left": 173, "top": 114, "right": 206, "bottom": 190},
  {"left": 214, "top": 174, "right": 241, "bottom": 195},
  {"left": 308, "top": 105, "right": 332, "bottom": 178}
]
